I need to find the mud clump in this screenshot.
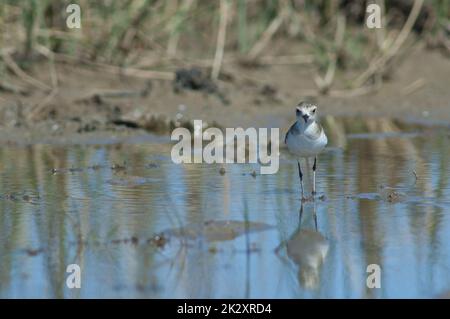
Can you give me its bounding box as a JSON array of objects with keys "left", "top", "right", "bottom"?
[
  {"left": 173, "top": 67, "right": 229, "bottom": 105},
  {"left": 77, "top": 119, "right": 102, "bottom": 133},
  {"left": 174, "top": 68, "right": 214, "bottom": 92},
  {"left": 258, "top": 84, "right": 282, "bottom": 103}
]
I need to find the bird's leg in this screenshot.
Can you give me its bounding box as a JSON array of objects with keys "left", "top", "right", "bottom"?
[
  {"left": 313, "top": 200, "right": 318, "bottom": 231},
  {"left": 312, "top": 157, "right": 317, "bottom": 196},
  {"left": 299, "top": 203, "right": 304, "bottom": 225},
  {"left": 297, "top": 161, "right": 304, "bottom": 200}
]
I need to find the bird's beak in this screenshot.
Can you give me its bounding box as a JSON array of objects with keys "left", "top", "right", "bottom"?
[{"left": 302, "top": 114, "right": 309, "bottom": 123}]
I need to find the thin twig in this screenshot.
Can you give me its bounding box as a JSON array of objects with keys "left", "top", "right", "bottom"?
[
  {"left": 75, "top": 87, "right": 150, "bottom": 103},
  {"left": 35, "top": 45, "right": 59, "bottom": 88},
  {"left": 257, "top": 54, "right": 314, "bottom": 65},
  {"left": 402, "top": 78, "right": 426, "bottom": 95},
  {"left": 1, "top": 51, "right": 52, "bottom": 91},
  {"left": 167, "top": 0, "right": 195, "bottom": 57},
  {"left": 353, "top": 0, "right": 424, "bottom": 88},
  {"left": 247, "top": 10, "right": 286, "bottom": 60},
  {"left": 102, "top": 65, "right": 174, "bottom": 80},
  {"left": 211, "top": 0, "right": 230, "bottom": 80},
  {"left": 27, "top": 88, "right": 58, "bottom": 121},
  {"left": 375, "top": 0, "right": 386, "bottom": 50},
  {"left": 0, "top": 81, "right": 29, "bottom": 95},
  {"left": 328, "top": 83, "right": 381, "bottom": 98},
  {"left": 53, "top": 52, "right": 174, "bottom": 80},
  {"left": 314, "top": 14, "right": 346, "bottom": 93},
  {"left": 183, "top": 54, "right": 314, "bottom": 68}
]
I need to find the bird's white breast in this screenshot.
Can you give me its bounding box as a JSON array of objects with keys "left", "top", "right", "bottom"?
[{"left": 286, "top": 122, "right": 327, "bottom": 158}]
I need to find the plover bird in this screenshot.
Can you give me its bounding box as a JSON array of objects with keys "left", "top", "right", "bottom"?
[{"left": 285, "top": 102, "right": 328, "bottom": 199}]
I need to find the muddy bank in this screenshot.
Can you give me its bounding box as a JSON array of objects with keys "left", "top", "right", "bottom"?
[{"left": 0, "top": 44, "right": 449, "bottom": 145}]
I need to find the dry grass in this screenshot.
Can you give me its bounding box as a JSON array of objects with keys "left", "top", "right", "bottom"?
[{"left": 0, "top": 0, "right": 446, "bottom": 96}]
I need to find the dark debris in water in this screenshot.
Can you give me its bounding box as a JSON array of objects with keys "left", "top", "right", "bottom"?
[
  {"left": 50, "top": 161, "right": 161, "bottom": 176},
  {"left": 1, "top": 192, "right": 40, "bottom": 204},
  {"left": 111, "top": 236, "right": 140, "bottom": 245},
  {"left": 147, "top": 234, "right": 168, "bottom": 248},
  {"left": 61, "top": 222, "right": 268, "bottom": 251},
  {"left": 50, "top": 163, "right": 111, "bottom": 175},
  {"left": 69, "top": 166, "right": 83, "bottom": 173},
  {"left": 24, "top": 248, "right": 44, "bottom": 257},
  {"left": 88, "top": 164, "right": 105, "bottom": 170},
  {"left": 110, "top": 237, "right": 138, "bottom": 245},
  {"left": 51, "top": 167, "right": 85, "bottom": 174},
  {"left": 110, "top": 161, "right": 127, "bottom": 171},
  {"left": 51, "top": 168, "right": 70, "bottom": 175},
  {"left": 297, "top": 194, "right": 327, "bottom": 203},
  {"left": 109, "top": 234, "right": 168, "bottom": 249},
  {"left": 240, "top": 170, "right": 257, "bottom": 178},
  {"left": 145, "top": 163, "right": 159, "bottom": 169},
  {"left": 51, "top": 164, "right": 104, "bottom": 174}
]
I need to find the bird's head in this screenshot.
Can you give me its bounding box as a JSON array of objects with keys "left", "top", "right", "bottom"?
[{"left": 296, "top": 101, "right": 318, "bottom": 124}]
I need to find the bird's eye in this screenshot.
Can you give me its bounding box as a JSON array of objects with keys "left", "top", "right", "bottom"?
[
  {"left": 296, "top": 109, "right": 301, "bottom": 115},
  {"left": 312, "top": 109, "right": 316, "bottom": 114}
]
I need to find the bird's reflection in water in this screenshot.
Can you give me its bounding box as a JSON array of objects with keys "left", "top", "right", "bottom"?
[{"left": 278, "top": 203, "right": 329, "bottom": 290}]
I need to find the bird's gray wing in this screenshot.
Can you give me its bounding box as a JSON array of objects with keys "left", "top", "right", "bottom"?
[{"left": 285, "top": 122, "right": 299, "bottom": 144}]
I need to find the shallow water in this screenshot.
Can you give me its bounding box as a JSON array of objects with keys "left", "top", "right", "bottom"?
[{"left": 1, "top": 118, "right": 450, "bottom": 298}]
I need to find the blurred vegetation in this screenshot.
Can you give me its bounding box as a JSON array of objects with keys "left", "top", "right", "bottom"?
[{"left": 0, "top": 0, "right": 448, "bottom": 92}]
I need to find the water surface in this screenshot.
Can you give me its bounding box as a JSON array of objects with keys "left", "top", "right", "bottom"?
[{"left": 1, "top": 117, "right": 450, "bottom": 298}]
